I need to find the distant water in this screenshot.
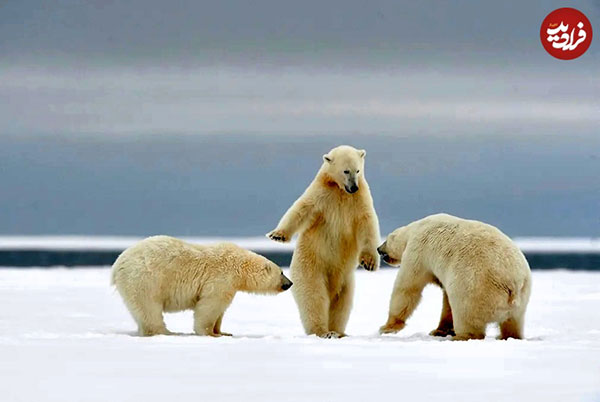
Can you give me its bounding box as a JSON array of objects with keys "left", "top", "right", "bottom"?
[{"left": 1, "top": 129, "right": 599, "bottom": 237}]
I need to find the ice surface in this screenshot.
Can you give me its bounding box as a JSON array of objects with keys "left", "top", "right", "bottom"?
[
  {"left": 1, "top": 236, "right": 599, "bottom": 253},
  {"left": 513, "top": 237, "right": 600, "bottom": 253},
  {"left": 0, "top": 236, "right": 294, "bottom": 251},
  {"left": 0, "top": 268, "right": 599, "bottom": 402}
]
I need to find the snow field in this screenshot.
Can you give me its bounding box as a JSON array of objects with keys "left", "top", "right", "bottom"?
[{"left": 0, "top": 268, "right": 599, "bottom": 402}]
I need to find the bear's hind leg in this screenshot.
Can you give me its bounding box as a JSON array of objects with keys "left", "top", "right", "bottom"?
[
  {"left": 292, "top": 271, "right": 332, "bottom": 338},
  {"left": 328, "top": 278, "right": 354, "bottom": 336},
  {"left": 429, "top": 290, "right": 455, "bottom": 337},
  {"left": 452, "top": 315, "right": 486, "bottom": 341},
  {"left": 132, "top": 301, "right": 169, "bottom": 336},
  {"left": 213, "top": 313, "right": 232, "bottom": 337},
  {"left": 499, "top": 314, "right": 524, "bottom": 340}
]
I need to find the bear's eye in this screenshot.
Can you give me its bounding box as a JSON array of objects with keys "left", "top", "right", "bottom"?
[
  {"left": 356, "top": 170, "right": 360, "bottom": 173},
  {"left": 343, "top": 170, "right": 350, "bottom": 174}
]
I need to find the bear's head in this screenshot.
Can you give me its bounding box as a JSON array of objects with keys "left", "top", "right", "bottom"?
[
  {"left": 321, "top": 145, "right": 366, "bottom": 194},
  {"left": 242, "top": 252, "right": 293, "bottom": 294},
  {"left": 377, "top": 226, "right": 408, "bottom": 266}
]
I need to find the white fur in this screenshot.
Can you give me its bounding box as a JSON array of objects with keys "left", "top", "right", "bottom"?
[
  {"left": 267, "top": 145, "right": 380, "bottom": 338},
  {"left": 111, "top": 236, "right": 290, "bottom": 336},
  {"left": 378, "top": 213, "right": 532, "bottom": 340}
]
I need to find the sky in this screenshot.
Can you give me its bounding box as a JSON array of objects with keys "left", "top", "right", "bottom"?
[
  {"left": 1, "top": 0, "right": 599, "bottom": 134},
  {"left": 0, "top": 1, "right": 598, "bottom": 236},
  {"left": 1, "top": 0, "right": 599, "bottom": 66}
]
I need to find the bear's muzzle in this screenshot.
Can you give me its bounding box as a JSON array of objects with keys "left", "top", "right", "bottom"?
[
  {"left": 281, "top": 275, "right": 293, "bottom": 291},
  {"left": 345, "top": 184, "right": 359, "bottom": 194}
]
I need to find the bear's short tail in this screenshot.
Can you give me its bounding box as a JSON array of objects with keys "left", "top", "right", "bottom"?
[
  {"left": 507, "top": 275, "right": 529, "bottom": 307},
  {"left": 507, "top": 286, "right": 516, "bottom": 305}
]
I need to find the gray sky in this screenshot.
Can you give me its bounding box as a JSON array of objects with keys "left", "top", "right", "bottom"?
[
  {"left": 1, "top": 0, "right": 599, "bottom": 135},
  {"left": 1, "top": 0, "right": 599, "bottom": 66},
  {"left": 0, "top": 1, "right": 598, "bottom": 237},
  {"left": 1, "top": 132, "right": 599, "bottom": 237}
]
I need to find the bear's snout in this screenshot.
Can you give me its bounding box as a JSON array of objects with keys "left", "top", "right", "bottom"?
[
  {"left": 281, "top": 275, "right": 293, "bottom": 291},
  {"left": 377, "top": 243, "right": 392, "bottom": 263},
  {"left": 345, "top": 184, "right": 359, "bottom": 194}
]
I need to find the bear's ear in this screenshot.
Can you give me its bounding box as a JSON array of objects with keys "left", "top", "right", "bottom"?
[
  {"left": 358, "top": 149, "right": 366, "bottom": 158},
  {"left": 323, "top": 154, "right": 333, "bottom": 163}
]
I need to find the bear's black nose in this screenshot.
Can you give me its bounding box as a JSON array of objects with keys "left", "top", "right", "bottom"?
[
  {"left": 377, "top": 245, "right": 386, "bottom": 256},
  {"left": 346, "top": 185, "right": 359, "bottom": 194},
  {"left": 281, "top": 275, "right": 293, "bottom": 291},
  {"left": 378, "top": 250, "right": 390, "bottom": 262}
]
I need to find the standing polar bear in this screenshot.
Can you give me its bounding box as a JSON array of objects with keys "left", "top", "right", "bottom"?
[
  {"left": 111, "top": 236, "right": 292, "bottom": 336},
  {"left": 377, "top": 214, "right": 531, "bottom": 340},
  {"left": 267, "top": 145, "right": 380, "bottom": 338}
]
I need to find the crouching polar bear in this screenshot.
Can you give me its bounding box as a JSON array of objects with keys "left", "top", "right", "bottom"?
[
  {"left": 377, "top": 214, "right": 531, "bottom": 340},
  {"left": 111, "top": 236, "right": 292, "bottom": 336},
  {"left": 268, "top": 145, "right": 380, "bottom": 338}
]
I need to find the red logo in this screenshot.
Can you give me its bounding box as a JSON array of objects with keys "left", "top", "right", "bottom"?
[{"left": 540, "top": 8, "right": 593, "bottom": 60}]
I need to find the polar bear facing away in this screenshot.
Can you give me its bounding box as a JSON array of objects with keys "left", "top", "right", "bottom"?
[
  {"left": 267, "top": 145, "right": 380, "bottom": 338},
  {"left": 377, "top": 214, "right": 531, "bottom": 340},
  {"left": 111, "top": 236, "right": 292, "bottom": 336}
]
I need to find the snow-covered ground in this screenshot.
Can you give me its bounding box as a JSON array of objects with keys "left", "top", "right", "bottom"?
[{"left": 1, "top": 268, "right": 599, "bottom": 402}]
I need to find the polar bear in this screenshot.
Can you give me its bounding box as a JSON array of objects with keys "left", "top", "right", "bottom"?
[
  {"left": 377, "top": 214, "right": 531, "bottom": 340},
  {"left": 267, "top": 145, "right": 380, "bottom": 338},
  {"left": 111, "top": 236, "right": 292, "bottom": 336}
]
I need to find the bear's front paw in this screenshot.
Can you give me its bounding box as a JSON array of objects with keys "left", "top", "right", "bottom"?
[
  {"left": 379, "top": 318, "right": 405, "bottom": 334},
  {"left": 267, "top": 229, "right": 289, "bottom": 243},
  {"left": 359, "top": 250, "right": 379, "bottom": 271}
]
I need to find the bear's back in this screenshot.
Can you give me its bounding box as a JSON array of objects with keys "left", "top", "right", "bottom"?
[{"left": 414, "top": 214, "right": 529, "bottom": 278}]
